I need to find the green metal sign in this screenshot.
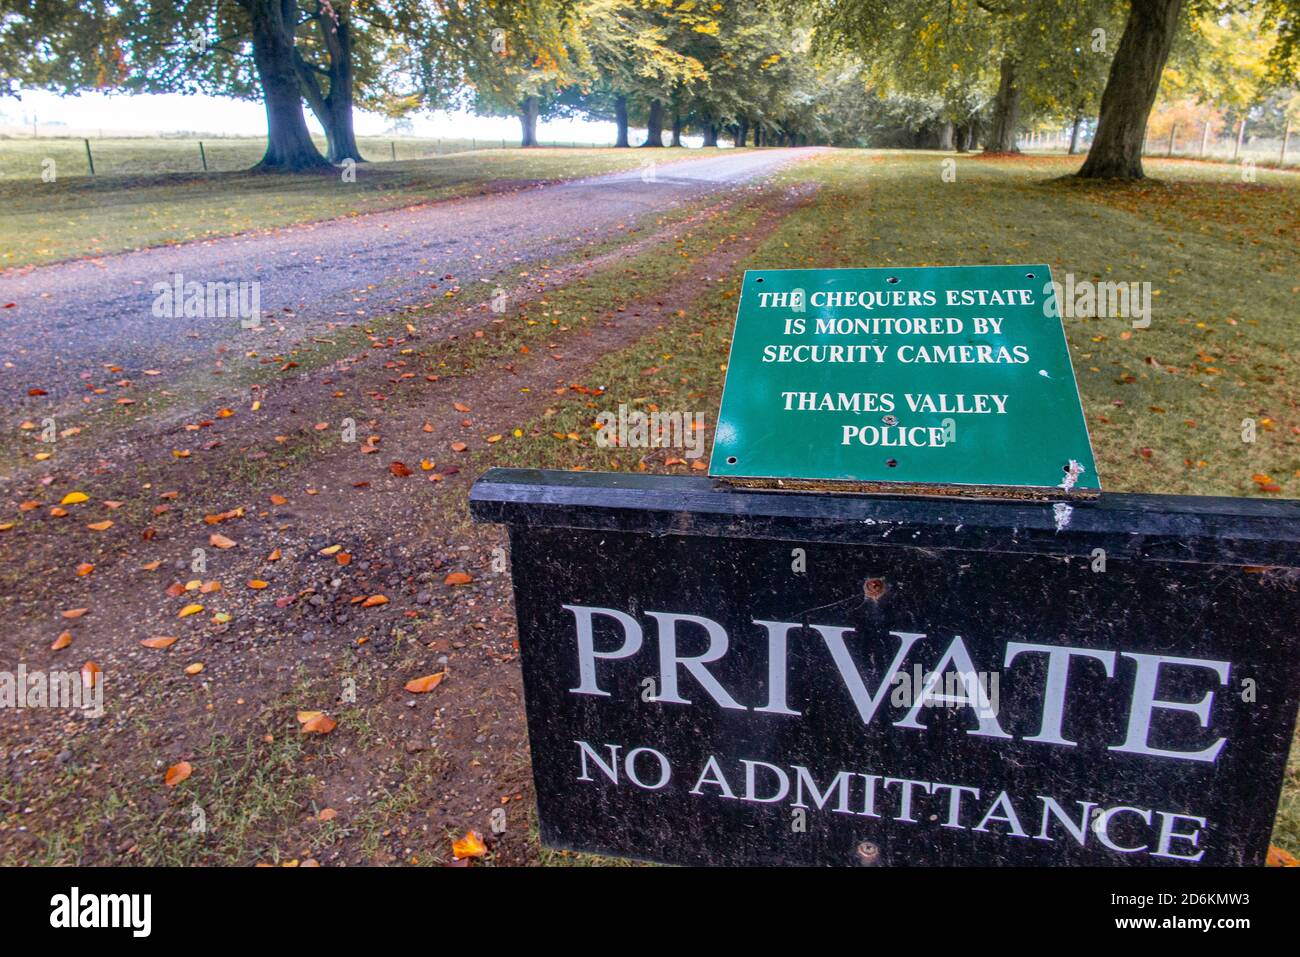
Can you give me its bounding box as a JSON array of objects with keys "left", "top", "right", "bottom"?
[{"left": 709, "top": 264, "right": 1099, "bottom": 497}]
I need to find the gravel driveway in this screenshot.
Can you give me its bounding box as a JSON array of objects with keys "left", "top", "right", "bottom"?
[{"left": 0, "top": 148, "right": 813, "bottom": 403}]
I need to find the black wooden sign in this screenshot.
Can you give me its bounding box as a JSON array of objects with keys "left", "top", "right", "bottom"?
[{"left": 471, "top": 468, "right": 1300, "bottom": 867}]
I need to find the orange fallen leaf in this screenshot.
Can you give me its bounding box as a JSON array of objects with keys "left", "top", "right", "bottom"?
[
  {"left": 452, "top": 830, "right": 487, "bottom": 860},
  {"left": 209, "top": 533, "right": 236, "bottom": 549},
  {"left": 301, "top": 713, "right": 337, "bottom": 734},
  {"left": 269, "top": 493, "right": 288, "bottom": 506},
  {"left": 361, "top": 594, "right": 388, "bottom": 608},
  {"left": 164, "top": 761, "right": 193, "bottom": 787},
  {"left": 76, "top": 562, "right": 95, "bottom": 577},
  {"left": 336, "top": 552, "right": 352, "bottom": 566},
  {"left": 451, "top": 441, "right": 468, "bottom": 452},
  {"left": 86, "top": 520, "right": 114, "bottom": 532},
  {"left": 267, "top": 547, "right": 282, "bottom": 562},
  {"left": 141, "top": 636, "right": 179, "bottom": 649},
  {"left": 404, "top": 671, "right": 447, "bottom": 693},
  {"left": 199, "top": 580, "right": 222, "bottom": 594},
  {"left": 444, "top": 572, "right": 473, "bottom": 586},
  {"left": 61, "top": 607, "right": 89, "bottom": 619},
  {"left": 141, "top": 560, "right": 163, "bottom": 571},
  {"left": 185, "top": 662, "right": 204, "bottom": 675},
  {"left": 51, "top": 631, "right": 72, "bottom": 651},
  {"left": 318, "top": 808, "right": 338, "bottom": 822},
  {"left": 318, "top": 544, "right": 342, "bottom": 556},
  {"left": 1268, "top": 845, "right": 1300, "bottom": 867},
  {"left": 80, "top": 661, "right": 101, "bottom": 688},
  {"left": 248, "top": 579, "right": 268, "bottom": 590},
  {"left": 389, "top": 461, "right": 412, "bottom": 477},
  {"left": 454, "top": 402, "right": 471, "bottom": 413}
]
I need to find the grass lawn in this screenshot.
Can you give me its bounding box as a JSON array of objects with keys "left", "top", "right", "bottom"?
[{"left": 0, "top": 144, "right": 709, "bottom": 268}]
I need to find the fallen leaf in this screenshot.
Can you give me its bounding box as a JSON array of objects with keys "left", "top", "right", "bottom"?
[
  {"left": 141, "top": 636, "right": 179, "bottom": 649},
  {"left": 76, "top": 562, "right": 95, "bottom": 577},
  {"left": 1268, "top": 845, "right": 1300, "bottom": 867},
  {"left": 444, "top": 572, "right": 473, "bottom": 586},
  {"left": 361, "top": 594, "right": 388, "bottom": 608},
  {"left": 209, "top": 533, "right": 236, "bottom": 549},
  {"left": 86, "top": 520, "right": 114, "bottom": 532},
  {"left": 452, "top": 830, "right": 487, "bottom": 860},
  {"left": 301, "top": 713, "right": 337, "bottom": 734},
  {"left": 248, "top": 579, "right": 268, "bottom": 590},
  {"left": 185, "top": 662, "right": 204, "bottom": 675},
  {"left": 60, "top": 492, "right": 89, "bottom": 505},
  {"left": 389, "top": 461, "right": 412, "bottom": 477},
  {"left": 318, "top": 808, "right": 338, "bottom": 822},
  {"left": 178, "top": 603, "right": 204, "bottom": 618},
  {"left": 51, "top": 631, "right": 72, "bottom": 651},
  {"left": 61, "top": 607, "right": 89, "bottom": 619},
  {"left": 80, "top": 661, "right": 101, "bottom": 688},
  {"left": 164, "top": 762, "right": 193, "bottom": 787},
  {"left": 404, "top": 671, "right": 447, "bottom": 693}
]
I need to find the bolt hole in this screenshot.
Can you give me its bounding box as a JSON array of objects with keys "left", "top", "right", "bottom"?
[
  {"left": 886, "top": 276, "right": 900, "bottom": 284},
  {"left": 1025, "top": 271, "right": 1036, "bottom": 279},
  {"left": 726, "top": 455, "right": 737, "bottom": 465},
  {"left": 755, "top": 277, "right": 764, "bottom": 283},
  {"left": 886, "top": 458, "right": 898, "bottom": 468}
]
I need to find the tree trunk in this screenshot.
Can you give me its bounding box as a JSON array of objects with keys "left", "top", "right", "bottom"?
[
  {"left": 519, "top": 95, "right": 539, "bottom": 147},
  {"left": 1068, "top": 112, "right": 1083, "bottom": 154},
  {"left": 246, "top": 0, "right": 330, "bottom": 171},
  {"left": 1078, "top": 0, "right": 1184, "bottom": 179},
  {"left": 736, "top": 118, "right": 749, "bottom": 147},
  {"left": 702, "top": 121, "right": 718, "bottom": 148},
  {"left": 295, "top": 9, "right": 363, "bottom": 164},
  {"left": 985, "top": 56, "right": 1022, "bottom": 153},
  {"left": 643, "top": 100, "right": 664, "bottom": 146},
  {"left": 670, "top": 108, "right": 683, "bottom": 147},
  {"left": 614, "top": 94, "right": 629, "bottom": 148},
  {"left": 938, "top": 120, "right": 954, "bottom": 151},
  {"left": 955, "top": 124, "right": 969, "bottom": 153}
]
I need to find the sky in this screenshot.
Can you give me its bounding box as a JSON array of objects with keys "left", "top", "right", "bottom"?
[{"left": 0, "top": 88, "right": 637, "bottom": 145}]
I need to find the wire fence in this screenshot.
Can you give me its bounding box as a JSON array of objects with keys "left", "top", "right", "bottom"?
[
  {"left": 0, "top": 133, "right": 615, "bottom": 180},
  {"left": 1018, "top": 128, "right": 1299, "bottom": 168}
]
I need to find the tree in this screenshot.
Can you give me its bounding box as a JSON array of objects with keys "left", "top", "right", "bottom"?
[
  {"left": 440, "top": 0, "right": 587, "bottom": 147},
  {"left": 1077, "top": 0, "right": 1186, "bottom": 177},
  {"left": 1078, "top": 0, "right": 1298, "bottom": 178}
]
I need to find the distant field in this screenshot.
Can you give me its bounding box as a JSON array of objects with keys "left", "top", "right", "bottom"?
[
  {"left": 0, "top": 134, "right": 612, "bottom": 179},
  {"left": 0, "top": 144, "right": 703, "bottom": 268}
]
